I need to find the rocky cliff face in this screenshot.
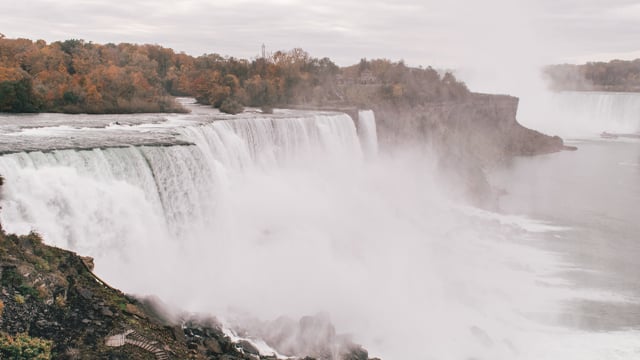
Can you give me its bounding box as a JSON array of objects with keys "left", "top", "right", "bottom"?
[
  {"left": 0, "top": 229, "right": 374, "bottom": 360},
  {"left": 0, "top": 230, "right": 190, "bottom": 359},
  {"left": 371, "top": 93, "right": 572, "bottom": 206},
  {"left": 374, "top": 93, "right": 568, "bottom": 163}
]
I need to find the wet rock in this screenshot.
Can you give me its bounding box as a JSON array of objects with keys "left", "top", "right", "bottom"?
[
  {"left": 218, "top": 355, "right": 242, "bottom": 360},
  {"left": 170, "top": 325, "right": 186, "bottom": 342},
  {"left": 205, "top": 326, "right": 225, "bottom": 339},
  {"left": 204, "top": 337, "right": 222, "bottom": 354},
  {"left": 237, "top": 339, "right": 260, "bottom": 355},
  {"left": 340, "top": 344, "right": 368, "bottom": 360}
]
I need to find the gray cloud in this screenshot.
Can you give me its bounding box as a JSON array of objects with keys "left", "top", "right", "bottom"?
[
  {"left": 0, "top": 1, "right": 625, "bottom": 60},
  {"left": 2, "top": 0, "right": 640, "bottom": 92}
]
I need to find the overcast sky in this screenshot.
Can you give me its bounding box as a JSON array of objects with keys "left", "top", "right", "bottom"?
[{"left": 2, "top": 0, "right": 640, "bottom": 91}]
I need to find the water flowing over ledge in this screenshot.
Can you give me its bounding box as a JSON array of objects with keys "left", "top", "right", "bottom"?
[{"left": 0, "top": 110, "right": 363, "bottom": 250}]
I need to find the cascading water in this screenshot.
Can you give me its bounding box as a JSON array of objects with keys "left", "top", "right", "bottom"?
[
  {"left": 0, "top": 111, "right": 361, "bottom": 287},
  {"left": 357, "top": 110, "right": 378, "bottom": 157},
  {"left": 518, "top": 91, "right": 640, "bottom": 138},
  {"left": 0, "top": 106, "right": 638, "bottom": 359}
]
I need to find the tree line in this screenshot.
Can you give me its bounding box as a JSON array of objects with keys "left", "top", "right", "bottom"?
[
  {"left": 0, "top": 35, "right": 470, "bottom": 114},
  {"left": 545, "top": 59, "right": 640, "bottom": 92}
]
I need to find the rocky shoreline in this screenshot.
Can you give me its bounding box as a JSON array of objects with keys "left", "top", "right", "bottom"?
[{"left": 0, "top": 228, "right": 375, "bottom": 359}]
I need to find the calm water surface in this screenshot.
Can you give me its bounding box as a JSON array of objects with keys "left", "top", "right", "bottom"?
[{"left": 492, "top": 138, "right": 640, "bottom": 331}]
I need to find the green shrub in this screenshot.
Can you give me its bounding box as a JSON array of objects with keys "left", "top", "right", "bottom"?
[
  {"left": 1, "top": 268, "right": 23, "bottom": 288},
  {"left": 0, "top": 333, "right": 52, "bottom": 359},
  {"left": 17, "top": 285, "right": 39, "bottom": 298}
]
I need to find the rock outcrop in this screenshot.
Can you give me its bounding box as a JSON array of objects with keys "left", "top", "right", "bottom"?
[
  {"left": 0, "top": 225, "right": 376, "bottom": 359},
  {"left": 374, "top": 93, "right": 569, "bottom": 163},
  {"left": 232, "top": 313, "right": 372, "bottom": 360},
  {"left": 370, "top": 93, "right": 572, "bottom": 206}
]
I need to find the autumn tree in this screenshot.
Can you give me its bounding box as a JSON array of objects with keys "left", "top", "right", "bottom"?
[{"left": 0, "top": 35, "right": 472, "bottom": 114}]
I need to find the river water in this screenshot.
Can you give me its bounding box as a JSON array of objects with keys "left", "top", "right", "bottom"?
[
  {"left": 490, "top": 91, "right": 640, "bottom": 358},
  {"left": 492, "top": 137, "right": 640, "bottom": 327}
]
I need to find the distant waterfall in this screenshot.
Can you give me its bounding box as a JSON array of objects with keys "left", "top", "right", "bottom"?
[
  {"left": 519, "top": 91, "right": 640, "bottom": 137},
  {"left": 357, "top": 110, "right": 378, "bottom": 157}
]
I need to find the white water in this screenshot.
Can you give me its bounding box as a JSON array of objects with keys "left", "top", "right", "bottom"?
[
  {"left": 0, "top": 106, "right": 638, "bottom": 359},
  {"left": 357, "top": 110, "right": 378, "bottom": 158},
  {"left": 519, "top": 91, "right": 640, "bottom": 138}
]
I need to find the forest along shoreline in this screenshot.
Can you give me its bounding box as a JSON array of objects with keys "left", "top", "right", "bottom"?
[{"left": 0, "top": 36, "right": 573, "bottom": 359}]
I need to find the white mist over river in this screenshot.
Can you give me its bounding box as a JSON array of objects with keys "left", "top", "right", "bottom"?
[{"left": 0, "top": 97, "right": 639, "bottom": 359}]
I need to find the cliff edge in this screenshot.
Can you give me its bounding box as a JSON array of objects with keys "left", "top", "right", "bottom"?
[
  {"left": 374, "top": 93, "right": 570, "bottom": 162},
  {"left": 370, "top": 93, "right": 573, "bottom": 206}
]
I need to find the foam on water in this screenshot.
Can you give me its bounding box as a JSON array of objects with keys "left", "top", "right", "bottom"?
[{"left": 459, "top": 206, "right": 572, "bottom": 233}]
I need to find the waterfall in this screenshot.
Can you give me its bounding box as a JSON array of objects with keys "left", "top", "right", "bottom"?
[
  {"left": 357, "top": 110, "right": 378, "bottom": 157},
  {"left": 518, "top": 91, "right": 640, "bottom": 138},
  {"left": 0, "top": 112, "right": 362, "bottom": 275},
  {"left": 0, "top": 108, "right": 602, "bottom": 360}
]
